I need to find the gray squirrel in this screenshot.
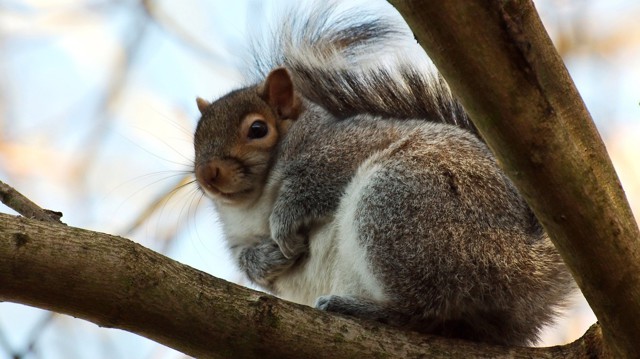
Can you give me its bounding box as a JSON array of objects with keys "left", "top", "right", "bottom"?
[{"left": 193, "top": 4, "right": 574, "bottom": 346}]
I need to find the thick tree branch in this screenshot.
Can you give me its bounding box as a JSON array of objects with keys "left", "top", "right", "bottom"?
[
  {"left": 0, "top": 212, "right": 605, "bottom": 358},
  {"left": 388, "top": 1, "right": 639, "bottom": 357}
]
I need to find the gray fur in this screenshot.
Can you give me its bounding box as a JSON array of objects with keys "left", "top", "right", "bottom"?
[
  {"left": 194, "top": 3, "right": 574, "bottom": 347},
  {"left": 271, "top": 106, "right": 574, "bottom": 345},
  {"left": 235, "top": 236, "right": 298, "bottom": 292}
]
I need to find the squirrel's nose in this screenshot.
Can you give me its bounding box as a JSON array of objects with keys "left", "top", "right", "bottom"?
[{"left": 195, "top": 161, "right": 221, "bottom": 191}]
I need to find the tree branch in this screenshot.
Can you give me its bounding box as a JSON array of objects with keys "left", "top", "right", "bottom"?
[
  {"left": 388, "top": 1, "right": 639, "bottom": 357},
  {"left": 0, "top": 212, "right": 605, "bottom": 358},
  {"left": 0, "top": 180, "right": 63, "bottom": 223}
]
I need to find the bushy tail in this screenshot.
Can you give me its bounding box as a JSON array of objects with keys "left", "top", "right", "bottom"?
[{"left": 245, "top": 2, "right": 478, "bottom": 136}]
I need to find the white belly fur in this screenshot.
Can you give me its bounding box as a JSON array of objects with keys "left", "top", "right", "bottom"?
[{"left": 273, "top": 161, "right": 388, "bottom": 307}]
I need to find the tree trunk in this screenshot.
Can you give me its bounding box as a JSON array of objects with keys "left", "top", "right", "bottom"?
[{"left": 388, "top": 1, "right": 640, "bottom": 358}]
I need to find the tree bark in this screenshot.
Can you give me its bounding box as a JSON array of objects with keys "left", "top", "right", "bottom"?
[
  {"left": 0, "top": 212, "right": 606, "bottom": 358},
  {"left": 0, "top": 180, "right": 63, "bottom": 223},
  {"left": 388, "top": 1, "right": 640, "bottom": 358}
]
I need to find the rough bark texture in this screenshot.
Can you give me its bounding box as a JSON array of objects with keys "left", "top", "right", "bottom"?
[
  {"left": 388, "top": 1, "right": 640, "bottom": 358},
  {"left": 0, "top": 212, "right": 606, "bottom": 358}
]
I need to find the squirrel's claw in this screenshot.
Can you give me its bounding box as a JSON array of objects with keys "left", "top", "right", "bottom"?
[{"left": 273, "top": 232, "right": 308, "bottom": 259}]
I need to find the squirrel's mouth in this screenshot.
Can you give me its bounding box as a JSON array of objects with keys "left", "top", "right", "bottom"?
[{"left": 201, "top": 185, "right": 254, "bottom": 204}]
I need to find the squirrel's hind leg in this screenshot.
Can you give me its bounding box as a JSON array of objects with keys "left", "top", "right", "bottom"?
[
  {"left": 333, "top": 126, "right": 553, "bottom": 345},
  {"left": 314, "top": 295, "right": 409, "bottom": 326}
]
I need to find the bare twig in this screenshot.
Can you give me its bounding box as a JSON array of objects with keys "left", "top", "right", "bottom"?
[{"left": 0, "top": 180, "right": 63, "bottom": 224}]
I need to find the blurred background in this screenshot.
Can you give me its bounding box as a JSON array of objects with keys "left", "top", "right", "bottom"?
[{"left": 0, "top": 0, "right": 638, "bottom": 358}]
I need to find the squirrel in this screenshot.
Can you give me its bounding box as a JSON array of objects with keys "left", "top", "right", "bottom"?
[{"left": 192, "top": 3, "right": 574, "bottom": 346}]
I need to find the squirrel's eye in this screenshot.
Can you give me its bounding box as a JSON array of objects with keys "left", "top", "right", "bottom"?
[{"left": 247, "top": 120, "right": 269, "bottom": 139}]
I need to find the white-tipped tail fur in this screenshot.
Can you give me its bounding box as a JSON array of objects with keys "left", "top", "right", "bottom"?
[{"left": 244, "top": 1, "right": 478, "bottom": 136}]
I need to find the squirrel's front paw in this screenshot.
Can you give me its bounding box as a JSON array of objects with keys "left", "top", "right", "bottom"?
[
  {"left": 238, "top": 239, "right": 296, "bottom": 287},
  {"left": 270, "top": 212, "right": 309, "bottom": 259},
  {"left": 273, "top": 231, "right": 308, "bottom": 259}
]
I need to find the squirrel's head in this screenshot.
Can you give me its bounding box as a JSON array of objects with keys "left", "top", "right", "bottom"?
[{"left": 193, "top": 68, "right": 302, "bottom": 206}]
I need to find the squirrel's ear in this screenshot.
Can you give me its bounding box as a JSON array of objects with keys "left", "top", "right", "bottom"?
[
  {"left": 196, "top": 97, "right": 210, "bottom": 115},
  {"left": 260, "top": 68, "right": 301, "bottom": 120}
]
